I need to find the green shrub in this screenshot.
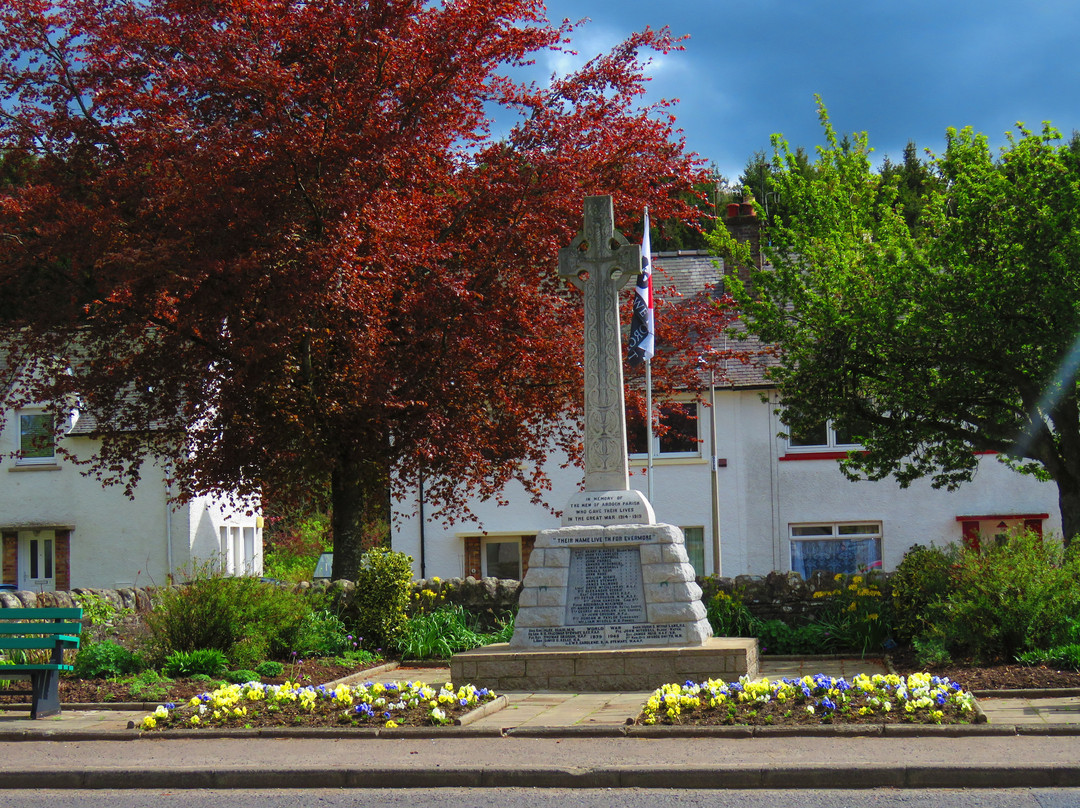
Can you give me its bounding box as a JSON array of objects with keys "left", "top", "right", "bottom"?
[
  {"left": 73, "top": 640, "right": 143, "bottom": 678},
  {"left": 395, "top": 605, "right": 510, "bottom": 660},
  {"left": 73, "top": 592, "right": 134, "bottom": 643},
  {"left": 223, "top": 669, "right": 262, "bottom": 684},
  {"left": 753, "top": 619, "right": 825, "bottom": 655},
  {"left": 255, "top": 660, "right": 284, "bottom": 678},
  {"left": 291, "top": 609, "right": 354, "bottom": 658},
  {"left": 706, "top": 589, "right": 756, "bottom": 637},
  {"left": 912, "top": 633, "right": 952, "bottom": 667},
  {"left": 162, "top": 649, "right": 229, "bottom": 678},
  {"left": 144, "top": 563, "right": 310, "bottom": 665},
  {"left": 347, "top": 547, "right": 415, "bottom": 650},
  {"left": 891, "top": 544, "right": 955, "bottom": 644},
  {"left": 928, "top": 531, "right": 1080, "bottom": 662}
]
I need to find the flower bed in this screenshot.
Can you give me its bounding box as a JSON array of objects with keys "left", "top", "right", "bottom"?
[
  {"left": 638, "top": 673, "right": 979, "bottom": 726},
  {"left": 139, "top": 679, "right": 498, "bottom": 731}
]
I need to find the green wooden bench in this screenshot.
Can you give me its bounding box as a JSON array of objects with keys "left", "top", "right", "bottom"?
[{"left": 0, "top": 607, "right": 82, "bottom": 718}]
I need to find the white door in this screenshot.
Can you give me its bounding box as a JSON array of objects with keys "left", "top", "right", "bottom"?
[{"left": 18, "top": 529, "right": 56, "bottom": 592}]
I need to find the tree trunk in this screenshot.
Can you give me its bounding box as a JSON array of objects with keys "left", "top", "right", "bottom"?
[
  {"left": 329, "top": 446, "right": 389, "bottom": 581},
  {"left": 1058, "top": 475, "right": 1080, "bottom": 550}
]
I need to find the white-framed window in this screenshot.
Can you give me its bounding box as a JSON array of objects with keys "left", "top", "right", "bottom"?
[
  {"left": 482, "top": 539, "right": 522, "bottom": 580},
  {"left": 16, "top": 409, "right": 56, "bottom": 465},
  {"left": 789, "top": 522, "right": 882, "bottom": 578},
  {"left": 628, "top": 402, "right": 700, "bottom": 457},
  {"left": 681, "top": 526, "right": 705, "bottom": 578},
  {"left": 786, "top": 419, "right": 864, "bottom": 452}
]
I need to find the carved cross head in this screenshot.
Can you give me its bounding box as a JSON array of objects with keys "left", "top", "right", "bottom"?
[{"left": 558, "top": 196, "right": 641, "bottom": 292}]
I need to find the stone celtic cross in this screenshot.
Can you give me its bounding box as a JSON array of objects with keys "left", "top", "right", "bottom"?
[{"left": 559, "top": 196, "right": 641, "bottom": 492}]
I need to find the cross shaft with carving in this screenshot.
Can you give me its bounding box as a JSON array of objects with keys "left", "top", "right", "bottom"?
[{"left": 559, "top": 196, "right": 641, "bottom": 492}]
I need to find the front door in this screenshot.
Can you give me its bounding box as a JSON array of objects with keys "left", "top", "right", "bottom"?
[{"left": 18, "top": 529, "right": 56, "bottom": 592}]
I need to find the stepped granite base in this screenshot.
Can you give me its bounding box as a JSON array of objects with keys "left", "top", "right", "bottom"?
[{"left": 451, "top": 637, "right": 759, "bottom": 692}]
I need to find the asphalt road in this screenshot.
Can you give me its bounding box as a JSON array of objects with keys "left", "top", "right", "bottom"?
[{"left": 4, "top": 788, "right": 1080, "bottom": 808}]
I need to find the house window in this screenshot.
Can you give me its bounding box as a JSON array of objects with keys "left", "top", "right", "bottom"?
[
  {"left": 789, "top": 522, "right": 882, "bottom": 578},
  {"left": 959, "top": 515, "right": 1046, "bottom": 552},
  {"left": 628, "top": 402, "right": 700, "bottom": 457},
  {"left": 17, "top": 410, "right": 55, "bottom": 465},
  {"left": 787, "top": 418, "right": 866, "bottom": 451},
  {"left": 483, "top": 539, "right": 521, "bottom": 580},
  {"left": 682, "top": 526, "right": 705, "bottom": 578}
]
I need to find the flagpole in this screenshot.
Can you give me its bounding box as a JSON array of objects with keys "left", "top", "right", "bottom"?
[
  {"left": 646, "top": 358, "right": 654, "bottom": 503},
  {"left": 627, "top": 205, "right": 656, "bottom": 504}
]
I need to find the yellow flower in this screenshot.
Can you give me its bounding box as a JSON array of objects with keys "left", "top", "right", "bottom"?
[
  {"left": 141, "top": 716, "right": 157, "bottom": 730},
  {"left": 154, "top": 705, "right": 169, "bottom": 719},
  {"left": 189, "top": 715, "right": 201, "bottom": 726},
  {"left": 385, "top": 720, "right": 399, "bottom": 728}
]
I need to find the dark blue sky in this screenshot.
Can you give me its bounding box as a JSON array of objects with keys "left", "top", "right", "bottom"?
[{"left": 538, "top": 0, "right": 1080, "bottom": 182}]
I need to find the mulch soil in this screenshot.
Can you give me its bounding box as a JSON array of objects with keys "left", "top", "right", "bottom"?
[{"left": 886, "top": 648, "right": 1080, "bottom": 691}]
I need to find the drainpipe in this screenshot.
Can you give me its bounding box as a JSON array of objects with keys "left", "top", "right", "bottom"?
[
  {"left": 164, "top": 477, "right": 174, "bottom": 586},
  {"left": 418, "top": 469, "right": 427, "bottom": 580},
  {"left": 710, "top": 371, "right": 722, "bottom": 576}
]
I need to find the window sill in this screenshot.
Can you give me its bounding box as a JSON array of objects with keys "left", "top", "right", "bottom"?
[
  {"left": 780, "top": 451, "right": 860, "bottom": 461},
  {"left": 630, "top": 456, "right": 708, "bottom": 467},
  {"left": 8, "top": 463, "right": 61, "bottom": 472}
]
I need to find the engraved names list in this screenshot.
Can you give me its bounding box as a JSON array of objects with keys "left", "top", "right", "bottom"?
[{"left": 565, "top": 547, "right": 646, "bottom": 626}]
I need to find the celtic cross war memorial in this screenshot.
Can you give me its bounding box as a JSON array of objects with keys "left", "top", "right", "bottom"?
[{"left": 451, "top": 196, "right": 757, "bottom": 691}]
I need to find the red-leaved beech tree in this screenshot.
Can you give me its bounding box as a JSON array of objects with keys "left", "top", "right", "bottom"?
[{"left": 0, "top": 0, "right": 733, "bottom": 577}]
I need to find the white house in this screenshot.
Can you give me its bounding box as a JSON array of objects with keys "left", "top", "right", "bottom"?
[
  {"left": 1, "top": 391, "right": 262, "bottom": 592},
  {"left": 392, "top": 243, "right": 1059, "bottom": 582}
]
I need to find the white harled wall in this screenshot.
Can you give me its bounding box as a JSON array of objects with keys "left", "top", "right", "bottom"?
[
  {"left": 393, "top": 388, "right": 1061, "bottom": 580},
  {"left": 1, "top": 416, "right": 262, "bottom": 589}
]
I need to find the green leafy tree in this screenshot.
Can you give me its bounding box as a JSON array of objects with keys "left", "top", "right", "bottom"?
[
  {"left": 710, "top": 99, "right": 1080, "bottom": 544},
  {"left": 736, "top": 146, "right": 813, "bottom": 226}
]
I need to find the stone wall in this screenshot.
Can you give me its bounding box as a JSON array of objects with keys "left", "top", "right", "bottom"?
[
  {"left": 0, "top": 571, "right": 890, "bottom": 629},
  {"left": 292, "top": 575, "right": 521, "bottom": 632},
  {"left": 701, "top": 571, "right": 894, "bottom": 625},
  {"left": 0, "top": 586, "right": 155, "bottom": 613}
]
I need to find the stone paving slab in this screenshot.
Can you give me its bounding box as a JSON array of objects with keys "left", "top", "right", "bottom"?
[{"left": 977, "top": 695, "right": 1080, "bottom": 725}]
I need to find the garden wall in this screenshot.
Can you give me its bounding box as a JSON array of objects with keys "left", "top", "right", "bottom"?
[
  {"left": 0, "top": 586, "right": 154, "bottom": 612},
  {"left": 0, "top": 570, "right": 892, "bottom": 630}
]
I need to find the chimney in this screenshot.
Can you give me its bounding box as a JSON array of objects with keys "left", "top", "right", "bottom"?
[{"left": 724, "top": 194, "right": 761, "bottom": 296}]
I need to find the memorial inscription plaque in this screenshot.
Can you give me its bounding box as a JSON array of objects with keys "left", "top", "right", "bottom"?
[{"left": 565, "top": 547, "right": 646, "bottom": 626}]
